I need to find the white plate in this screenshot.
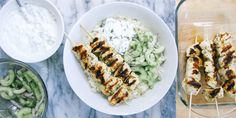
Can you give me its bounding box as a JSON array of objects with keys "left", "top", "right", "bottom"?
[
  {"left": 0, "top": 0, "right": 64, "bottom": 63},
  {"left": 63, "top": 2, "right": 178, "bottom": 115}
]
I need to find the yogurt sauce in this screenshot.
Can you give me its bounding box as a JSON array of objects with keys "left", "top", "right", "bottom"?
[
  {"left": 92, "top": 17, "right": 138, "bottom": 55},
  {"left": 0, "top": 4, "right": 58, "bottom": 57}
]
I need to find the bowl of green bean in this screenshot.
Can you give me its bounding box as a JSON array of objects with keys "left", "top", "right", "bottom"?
[{"left": 0, "top": 59, "right": 48, "bottom": 118}]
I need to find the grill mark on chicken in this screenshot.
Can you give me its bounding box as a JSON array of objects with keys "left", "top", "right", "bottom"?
[
  {"left": 110, "top": 87, "right": 129, "bottom": 104},
  {"left": 100, "top": 46, "right": 110, "bottom": 54},
  {"left": 189, "top": 49, "right": 197, "bottom": 55},
  {"left": 192, "top": 69, "right": 199, "bottom": 74},
  {"left": 225, "top": 70, "right": 236, "bottom": 80},
  {"left": 223, "top": 50, "right": 235, "bottom": 67},
  {"left": 103, "top": 53, "right": 113, "bottom": 61},
  {"left": 193, "top": 56, "right": 200, "bottom": 62},
  {"left": 108, "top": 80, "right": 119, "bottom": 90},
  {"left": 72, "top": 45, "right": 83, "bottom": 52},
  {"left": 125, "top": 79, "right": 136, "bottom": 86},
  {"left": 187, "top": 79, "right": 201, "bottom": 89},
  {"left": 118, "top": 68, "right": 129, "bottom": 78},
  {"left": 108, "top": 58, "right": 118, "bottom": 67},
  {"left": 223, "top": 80, "right": 235, "bottom": 91},
  {"left": 194, "top": 44, "right": 201, "bottom": 51},
  {"left": 222, "top": 45, "right": 232, "bottom": 53},
  {"left": 96, "top": 72, "right": 105, "bottom": 84},
  {"left": 91, "top": 41, "right": 105, "bottom": 52},
  {"left": 209, "top": 88, "right": 221, "bottom": 98},
  {"left": 92, "top": 37, "right": 99, "bottom": 43}
]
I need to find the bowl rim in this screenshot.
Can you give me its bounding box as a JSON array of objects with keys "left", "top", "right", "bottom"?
[
  {"left": 64, "top": 1, "right": 178, "bottom": 116},
  {"left": 0, "top": 0, "right": 65, "bottom": 63},
  {"left": 0, "top": 58, "right": 48, "bottom": 117}
]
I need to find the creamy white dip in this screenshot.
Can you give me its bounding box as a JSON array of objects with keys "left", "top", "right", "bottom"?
[
  {"left": 92, "top": 17, "right": 138, "bottom": 55},
  {"left": 0, "top": 4, "right": 58, "bottom": 57}
]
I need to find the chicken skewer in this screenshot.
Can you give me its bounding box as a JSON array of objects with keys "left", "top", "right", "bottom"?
[
  {"left": 65, "top": 33, "right": 130, "bottom": 105},
  {"left": 72, "top": 44, "right": 130, "bottom": 105},
  {"left": 200, "top": 38, "right": 218, "bottom": 88},
  {"left": 182, "top": 36, "right": 203, "bottom": 118},
  {"left": 80, "top": 25, "right": 140, "bottom": 91},
  {"left": 200, "top": 36, "right": 224, "bottom": 118},
  {"left": 213, "top": 32, "right": 236, "bottom": 98},
  {"left": 182, "top": 39, "right": 202, "bottom": 96}
]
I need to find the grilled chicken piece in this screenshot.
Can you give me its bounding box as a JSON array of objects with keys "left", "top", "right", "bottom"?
[
  {"left": 200, "top": 40, "right": 218, "bottom": 88},
  {"left": 108, "top": 86, "right": 129, "bottom": 105},
  {"left": 214, "top": 32, "right": 236, "bottom": 97},
  {"left": 214, "top": 32, "right": 236, "bottom": 70},
  {"left": 186, "top": 43, "right": 201, "bottom": 57},
  {"left": 101, "top": 76, "right": 123, "bottom": 96},
  {"left": 182, "top": 77, "right": 202, "bottom": 95},
  {"left": 203, "top": 87, "right": 224, "bottom": 101},
  {"left": 89, "top": 61, "right": 111, "bottom": 84},
  {"left": 182, "top": 44, "right": 203, "bottom": 95},
  {"left": 72, "top": 44, "right": 98, "bottom": 70},
  {"left": 222, "top": 79, "right": 236, "bottom": 97},
  {"left": 89, "top": 37, "right": 140, "bottom": 90},
  {"left": 185, "top": 56, "right": 202, "bottom": 82}
]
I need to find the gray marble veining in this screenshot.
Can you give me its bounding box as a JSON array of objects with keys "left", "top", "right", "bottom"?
[{"left": 0, "top": 0, "right": 176, "bottom": 118}]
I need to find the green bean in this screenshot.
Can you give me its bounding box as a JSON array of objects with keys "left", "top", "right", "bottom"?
[
  {"left": 7, "top": 116, "right": 13, "bottom": 118},
  {"left": 0, "top": 70, "right": 15, "bottom": 86},
  {"left": 13, "top": 87, "right": 26, "bottom": 94},
  {"left": 16, "top": 107, "right": 32, "bottom": 118},
  {"left": 12, "top": 79, "right": 23, "bottom": 88},
  {"left": 18, "top": 77, "right": 32, "bottom": 93},
  {"left": 30, "top": 82, "right": 41, "bottom": 101},
  {"left": 35, "top": 102, "right": 45, "bottom": 117},
  {"left": 23, "top": 72, "right": 32, "bottom": 83},
  {"left": 18, "top": 97, "right": 36, "bottom": 108},
  {"left": 16, "top": 69, "right": 23, "bottom": 77},
  {"left": 0, "top": 86, "right": 15, "bottom": 100},
  {"left": 24, "top": 71, "right": 40, "bottom": 83},
  {"left": 26, "top": 71, "right": 44, "bottom": 101}
]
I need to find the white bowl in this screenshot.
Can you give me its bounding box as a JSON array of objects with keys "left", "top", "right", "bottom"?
[
  {"left": 63, "top": 2, "right": 178, "bottom": 115},
  {"left": 0, "top": 0, "right": 64, "bottom": 63}
]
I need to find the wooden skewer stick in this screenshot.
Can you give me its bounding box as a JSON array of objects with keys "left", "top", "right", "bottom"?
[
  {"left": 64, "top": 32, "right": 76, "bottom": 46},
  {"left": 189, "top": 92, "right": 193, "bottom": 118},
  {"left": 215, "top": 98, "right": 220, "bottom": 118},
  {"left": 80, "top": 25, "right": 94, "bottom": 39},
  {"left": 235, "top": 96, "right": 236, "bottom": 104}
]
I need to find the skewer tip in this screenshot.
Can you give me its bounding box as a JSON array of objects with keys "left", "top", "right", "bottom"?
[{"left": 215, "top": 98, "right": 220, "bottom": 118}]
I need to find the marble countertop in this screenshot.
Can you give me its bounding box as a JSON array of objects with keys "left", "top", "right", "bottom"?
[{"left": 0, "top": 0, "right": 176, "bottom": 118}]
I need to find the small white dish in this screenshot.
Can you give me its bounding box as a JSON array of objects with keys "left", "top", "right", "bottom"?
[
  {"left": 0, "top": 0, "right": 64, "bottom": 63},
  {"left": 63, "top": 2, "right": 178, "bottom": 115}
]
